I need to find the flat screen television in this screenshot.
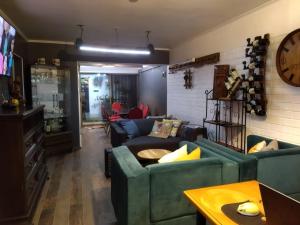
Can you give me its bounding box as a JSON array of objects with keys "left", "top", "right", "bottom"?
[{"left": 0, "top": 15, "right": 16, "bottom": 77}]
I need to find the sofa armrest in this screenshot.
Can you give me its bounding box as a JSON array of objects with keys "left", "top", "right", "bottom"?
[
  {"left": 146, "top": 158, "right": 223, "bottom": 221},
  {"left": 110, "top": 122, "right": 128, "bottom": 147},
  {"left": 253, "top": 148, "right": 300, "bottom": 196},
  {"left": 111, "top": 146, "right": 150, "bottom": 225},
  {"left": 196, "top": 138, "right": 257, "bottom": 181}
]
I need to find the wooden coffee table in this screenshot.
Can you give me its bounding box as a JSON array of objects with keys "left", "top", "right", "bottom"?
[{"left": 137, "top": 149, "right": 171, "bottom": 162}]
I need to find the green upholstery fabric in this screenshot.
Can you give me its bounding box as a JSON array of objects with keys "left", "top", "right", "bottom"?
[
  {"left": 111, "top": 147, "right": 150, "bottom": 225},
  {"left": 252, "top": 148, "right": 300, "bottom": 197},
  {"left": 111, "top": 142, "right": 236, "bottom": 225},
  {"left": 146, "top": 158, "right": 223, "bottom": 222},
  {"left": 196, "top": 136, "right": 300, "bottom": 201},
  {"left": 195, "top": 138, "right": 257, "bottom": 181},
  {"left": 247, "top": 135, "right": 300, "bottom": 198},
  {"left": 180, "top": 140, "right": 240, "bottom": 184},
  {"left": 111, "top": 137, "right": 300, "bottom": 225},
  {"left": 247, "top": 135, "right": 297, "bottom": 150}
]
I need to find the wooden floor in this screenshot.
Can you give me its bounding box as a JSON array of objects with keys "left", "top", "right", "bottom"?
[{"left": 32, "top": 127, "right": 117, "bottom": 225}]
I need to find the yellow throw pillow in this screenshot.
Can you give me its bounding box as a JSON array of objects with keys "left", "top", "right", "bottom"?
[
  {"left": 248, "top": 141, "right": 267, "bottom": 154},
  {"left": 158, "top": 145, "right": 187, "bottom": 163},
  {"left": 176, "top": 147, "right": 201, "bottom": 162}
]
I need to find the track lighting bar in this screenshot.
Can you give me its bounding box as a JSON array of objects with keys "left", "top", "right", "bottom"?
[{"left": 79, "top": 45, "right": 151, "bottom": 55}]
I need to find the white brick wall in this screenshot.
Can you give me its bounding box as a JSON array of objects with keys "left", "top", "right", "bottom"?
[{"left": 168, "top": 33, "right": 300, "bottom": 145}]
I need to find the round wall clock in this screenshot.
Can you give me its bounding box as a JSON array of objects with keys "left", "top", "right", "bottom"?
[{"left": 276, "top": 28, "right": 300, "bottom": 87}]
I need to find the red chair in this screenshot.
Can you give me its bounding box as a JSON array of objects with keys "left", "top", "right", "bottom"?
[
  {"left": 138, "top": 103, "right": 145, "bottom": 111},
  {"left": 128, "top": 107, "right": 143, "bottom": 119},
  {"left": 112, "top": 102, "right": 122, "bottom": 114},
  {"left": 142, "top": 104, "right": 149, "bottom": 118},
  {"left": 104, "top": 102, "right": 123, "bottom": 135}
]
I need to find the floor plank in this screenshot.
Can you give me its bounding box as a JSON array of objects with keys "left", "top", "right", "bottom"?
[{"left": 34, "top": 127, "right": 116, "bottom": 225}]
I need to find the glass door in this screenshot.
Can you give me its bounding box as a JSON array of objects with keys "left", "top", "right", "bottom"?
[
  {"left": 80, "top": 73, "right": 138, "bottom": 124},
  {"left": 80, "top": 73, "right": 110, "bottom": 124}
]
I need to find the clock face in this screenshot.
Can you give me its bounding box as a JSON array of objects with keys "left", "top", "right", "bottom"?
[{"left": 276, "top": 29, "right": 300, "bottom": 87}]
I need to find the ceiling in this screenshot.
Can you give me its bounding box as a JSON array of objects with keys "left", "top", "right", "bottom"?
[{"left": 0, "top": 0, "right": 271, "bottom": 49}]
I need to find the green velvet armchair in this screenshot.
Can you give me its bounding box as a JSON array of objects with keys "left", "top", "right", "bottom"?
[
  {"left": 111, "top": 141, "right": 241, "bottom": 225},
  {"left": 196, "top": 136, "right": 300, "bottom": 201}
]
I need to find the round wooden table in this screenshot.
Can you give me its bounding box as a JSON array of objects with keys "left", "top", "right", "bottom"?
[{"left": 137, "top": 149, "right": 171, "bottom": 161}]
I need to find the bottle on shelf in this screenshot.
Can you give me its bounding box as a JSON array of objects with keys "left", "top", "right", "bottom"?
[
  {"left": 248, "top": 74, "right": 264, "bottom": 81},
  {"left": 45, "top": 120, "right": 51, "bottom": 133},
  {"left": 248, "top": 87, "right": 263, "bottom": 95}
]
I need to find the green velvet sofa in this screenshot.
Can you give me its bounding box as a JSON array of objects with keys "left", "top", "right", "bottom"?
[
  {"left": 111, "top": 136, "right": 300, "bottom": 225},
  {"left": 196, "top": 135, "right": 300, "bottom": 200},
  {"left": 111, "top": 141, "right": 249, "bottom": 225}
]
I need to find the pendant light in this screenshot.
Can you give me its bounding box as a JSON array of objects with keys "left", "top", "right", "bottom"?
[
  {"left": 75, "top": 24, "right": 84, "bottom": 49},
  {"left": 146, "top": 31, "right": 155, "bottom": 54}
]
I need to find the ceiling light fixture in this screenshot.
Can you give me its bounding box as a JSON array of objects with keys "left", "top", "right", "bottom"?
[
  {"left": 146, "top": 31, "right": 155, "bottom": 54},
  {"left": 75, "top": 24, "right": 84, "bottom": 49},
  {"left": 80, "top": 45, "right": 151, "bottom": 55}
]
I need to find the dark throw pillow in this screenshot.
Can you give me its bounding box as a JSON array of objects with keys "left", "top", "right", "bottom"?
[{"left": 119, "top": 120, "right": 140, "bottom": 139}]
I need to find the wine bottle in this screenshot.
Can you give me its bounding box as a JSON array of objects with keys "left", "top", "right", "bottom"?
[
  {"left": 249, "top": 74, "right": 264, "bottom": 81},
  {"left": 246, "top": 38, "right": 252, "bottom": 47},
  {"left": 229, "top": 69, "right": 240, "bottom": 80},
  {"left": 225, "top": 82, "right": 232, "bottom": 90},
  {"left": 241, "top": 80, "right": 250, "bottom": 89},
  {"left": 246, "top": 103, "right": 256, "bottom": 114},
  {"left": 46, "top": 120, "right": 51, "bottom": 133},
  {"left": 228, "top": 76, "right": 235, "bottom": 85},
  {"left": 254, "top": 105, "right": 266, "bottom": 116},
  {"left": 248, "top": 87, "right": 263, "bottom": 95}
]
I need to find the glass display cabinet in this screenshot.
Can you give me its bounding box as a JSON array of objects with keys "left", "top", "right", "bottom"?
[{"left": 31, "top": 64, "right": 73, "bottom": 155}]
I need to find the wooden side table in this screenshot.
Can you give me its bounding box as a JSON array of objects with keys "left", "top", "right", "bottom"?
[{"left": 137, "top": 149, "right": 171, "bottom": 164}]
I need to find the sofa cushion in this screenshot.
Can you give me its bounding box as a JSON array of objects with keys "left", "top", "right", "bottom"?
[
  {"left": 158, "top": 145, "right": 187, "bottom": 163},
  {"left": 149, "top": 120, "right": 173, "bottom": 139},
  {"left": 248, "top": 140, "right": 266, "bottom": 153},
  {"left": 247, "top": 135, "right": 297, "bottom": 150},
  {"left": 163, "top": 119, "right": 182, "bottom": 137},
  {"left": 262, "top": 139, "right": 279, "bottom": 152},
  {"left": 133, "top": 118, "right": 157, "bottom": 136},
  {"left": 124, "top": 136, "right": 183, "bottom": 155},
  {"left": 176, "top": 147, "right": 201, "bottom": 162},
  {"left": 118, "top": 119, "right": 140, "bottom": 139},
  {"left": 196, "top": 138, "right": 257, "bottom": 181}
]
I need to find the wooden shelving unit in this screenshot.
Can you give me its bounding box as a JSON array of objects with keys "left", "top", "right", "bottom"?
[{"left": 203, "top": 90, "right": 247, "bottom": 153}]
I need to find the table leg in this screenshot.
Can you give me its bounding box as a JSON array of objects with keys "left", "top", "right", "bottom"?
[{"left": 197, "top": 212, "right": 206, "bottom": 225}]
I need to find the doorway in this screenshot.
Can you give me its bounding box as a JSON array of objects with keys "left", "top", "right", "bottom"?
[
  {"left": 79, "top": 63, "right": 140, "bottom": 125},
  {"left": 80, "top": 73, "right": 110, "bottom": 124}
]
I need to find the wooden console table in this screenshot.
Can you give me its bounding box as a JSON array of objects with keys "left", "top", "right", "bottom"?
[{"left": 184, "top": 181, "right": 265, "bottom": 225}]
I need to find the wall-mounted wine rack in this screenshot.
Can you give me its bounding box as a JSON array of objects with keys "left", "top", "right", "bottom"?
[{"left": 241, "top": 34, "right": 270, "bottom": 116}]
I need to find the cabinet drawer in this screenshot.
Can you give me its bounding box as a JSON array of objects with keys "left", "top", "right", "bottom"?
[
  {"left": 26, "top": 164, "right": 47, "bottom": 207},
  {"left": 25, "top": 149, "right": 45, "bottom": 180}
]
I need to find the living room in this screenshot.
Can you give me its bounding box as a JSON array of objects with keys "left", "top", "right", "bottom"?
[{"left": 0, "top": 0, "right": 300, "bottom": 225}]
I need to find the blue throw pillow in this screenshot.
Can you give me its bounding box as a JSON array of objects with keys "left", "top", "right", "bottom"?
[{"left": 119, "top": 120, "right": 140, "bottom": 139}]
